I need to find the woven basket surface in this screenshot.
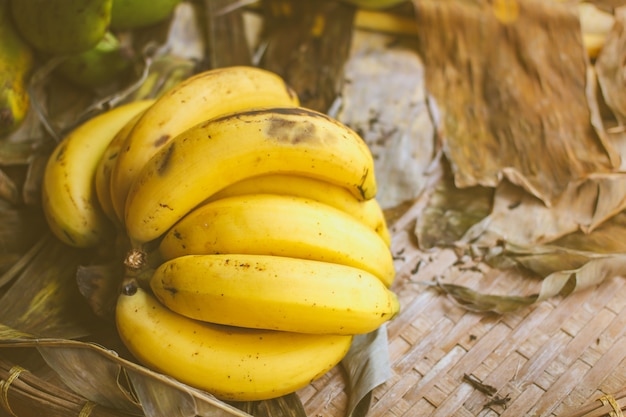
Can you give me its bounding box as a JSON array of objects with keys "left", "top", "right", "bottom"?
[{"left": 297, "top": 200, "right": 626, "bottom": 417}]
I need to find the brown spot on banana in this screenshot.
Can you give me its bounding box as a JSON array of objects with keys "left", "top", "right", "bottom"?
[
  {"left": 156, "top": 143, "right": 175, "bottom": 176},
  {"left": 153, "top": 134, "right": 170, "bottom": 147}
]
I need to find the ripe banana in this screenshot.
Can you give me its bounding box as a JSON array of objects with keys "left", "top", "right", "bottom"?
[
  {"left": 116, "top": 285, "right": 353, "bottom": 401},
  {"left": 124, "top": 106, "right": 378, "bottom": 244},
  {"left": 95, "top": 107, "right": 153, "bottom": 224},
  {"left": 109, "top": 66, "right": 300, "bottom": 222},
  {"left": 10, "top": 0, "right": 112, "bottom": 55},
  {"left": 150, "top": 253, "right": 399, "bottom": 335},
  {"left": 208, "top": 173, "right": 391, "bottom": 246},
  {"left": 158, "top": 194, "right": 395, "bottom": 286},
  {"left": 0, "top": 1, "right": 34, "bottom": 136},
  {"left": 42, "top": 100, "right": 154, "bottom": 247}
]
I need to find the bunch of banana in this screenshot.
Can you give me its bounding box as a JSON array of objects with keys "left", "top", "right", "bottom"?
[
  {"left": 41, "top": 66, "right": 399, "bottom": 401},
  {"left": 116, "top": 285, "right": 354, "bottom": 401}
]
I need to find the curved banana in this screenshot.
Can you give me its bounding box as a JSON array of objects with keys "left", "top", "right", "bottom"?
[
  {"left": 151, "top": 253, "right": 399, "bottom": 335},
  {"left": 95, "top": 106, "right": 153, "bottom": 224},
  {"left": 125, "top": 106, "right": 378, "bottom": 244},
  {"left": 116, "top": 285, "right": 352, "bottom": 401},
  {"left": 0, "top": 1, "right": 34, "bottom": 136},
  {"left": 110, "top": 66, "right": 300, "bottom": 222},
  {"left": 208, "top": 173, "right": 391, "bottom": 246},
  {"left": 42, "top": 100, "right": 154, "bottom": 247},
  {"left": 158, "top": 194, "right": 395, "bottom": 286}
]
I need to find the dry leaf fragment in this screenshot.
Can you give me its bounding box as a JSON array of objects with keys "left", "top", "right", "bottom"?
[
  {"left": 462, "top": 173, "right": 626, "bottom": 247},
  {"left": 338, "top": 29, "right": 437, "bottom": 209},
  {"left": 414, "top": 0, "right": 616, "bottom": 206},
  {"left": 596, "top": 7, "right": 626, "bottom": 124}
]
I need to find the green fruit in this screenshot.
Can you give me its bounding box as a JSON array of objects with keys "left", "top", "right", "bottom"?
[
  {"left": 0, "top": 1, "right": 34, "bottom": 135},
  {"left": 110, "top": 0, "right": 182, "bottom": 30},
  {"left": 10, "top": 0, "right": 112, "bottom": 55},
  {"left": 55, "top": 32, "right": 132, "bottom": 88}
]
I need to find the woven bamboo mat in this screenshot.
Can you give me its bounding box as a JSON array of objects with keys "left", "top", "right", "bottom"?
[{"left": 297, "top": 198, "right": 626, "bottom": 417}]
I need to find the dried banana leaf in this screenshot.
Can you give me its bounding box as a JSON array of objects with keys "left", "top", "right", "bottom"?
[
  {"left": 0, "top": 356, "right": 132, "bottom": 417},
  {"left": 0, "top": 168, "right": 20, "bottom": 205},
  {"left": 462, "top": 172, "right": 626, "bottom": 247},
  {"left": 201, "top": 0, "right": 252, "bottom": 69},
  {"left": 416, "top": 162, "right": 494, "bottom": 249},
  {"left": 596, "top": 7, "right": 626, "bottom": 125},
  {"left": 0, "top": 332, "right": 252, "bottom": 417},
  {"left": 342, "top": 326, "right": 392, "bottom": 417},
  {"left": 337, "top": 29, "right": 437, "bottom": 209},
  {"left": 0, "top": 234, "right": 99, "bottom": 339},
  {"left": 433, "top": 210, "right": 626, "bottom": 313},
  {"left": 414, "top": 0, "right": 617, "bottom": 206},
  {"left": 259, "top": 0, "right": 356, "bottom": 112}
]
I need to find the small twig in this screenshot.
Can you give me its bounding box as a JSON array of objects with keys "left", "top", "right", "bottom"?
[{"left": 462, "top": 373, "right": 497, "bottom": 397}]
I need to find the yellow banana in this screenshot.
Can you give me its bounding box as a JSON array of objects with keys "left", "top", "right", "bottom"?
[
  {"left": 208, "top": 173, "right": 391, "bottom": 246},
  {"left": 95, "top": 106, "right": 153, "bottom": 224},
  {"left": 151, "top": 253, "right": 399, "bottom": 335},
  {"left": 109, "top": 66, "right": 300, "bottom": 222},
  {"left": 42, "top": 100, "right": 154, "bottom": 247},
  {"left": 115, "top": 285, "right": 352, "bottom": 401},
  {"left": 125, "top": 106, "right": 378, "bottom": 244},
  {"left": 158, "top": 194, "right": 395, "bottom": 286},
  {"left": 0, "top": 1, "right": 34, "bottom": 136}
]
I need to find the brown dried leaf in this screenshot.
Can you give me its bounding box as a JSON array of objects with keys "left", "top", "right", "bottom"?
[
  {"left": 260, "top": 0, "right": 356, "bottom": 112},
  {"left": 463, "top": 173, "right": 626, "bottom": 247},
  {"left": 0, "top": 334, "right": 252, "bottom": 417},
  {"left": 414, "top": 0, "right": 616, "bottom": 205},
  {"left": 338, "top": 29, "right": 437, "bottom": 209},
  {"left": 0, "top": 234, "right": 99, "bottom": 339},
  {"left": 596, "top": 7, "right": 626, "bottom": 124},
  {"left": 416, "top": 163, "right": 494, "bottom": 249}
]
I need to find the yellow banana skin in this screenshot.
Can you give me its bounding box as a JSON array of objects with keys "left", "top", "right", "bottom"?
[
  {"left": 110, "top": 66, "right": 300, "bottom": 222},
  {"left": 0, "top": 2, "right": 34, "bottom": 136},
  {"left": 125, "top": 106, "right": 378, "bottom": 244},
  {"left": 42, "top": 100, "right": 154, "bottom": 247},
  {"left": 158, "top": 194, "right": 395, "bottom": 286},
  {"left": 208, "top": 173, "right": 391, "bottom": 246},
  {"left": 151, "top": 253, "right": 399, "bottom": 335},
  {"left": 115, "top": 286, "right": 353, "bottom": 401},
  {"left": 95, "top": 107, "right": 153, "bottom": 224}
]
